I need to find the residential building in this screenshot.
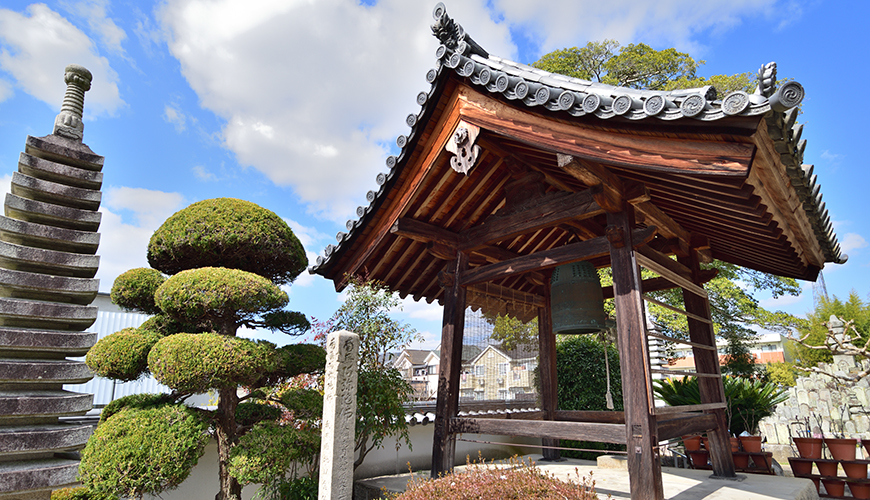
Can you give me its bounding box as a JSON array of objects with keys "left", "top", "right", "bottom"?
[
  {"left": 668, "top": 331, "right": 791, "bottom": 372},
  {"left": 458, "top": 345, "right": 537, "bottom": 402}
]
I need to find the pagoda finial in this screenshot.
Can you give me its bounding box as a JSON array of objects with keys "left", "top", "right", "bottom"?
[{"left": 53, "top": 64, "right": 92, "bottom": 141}]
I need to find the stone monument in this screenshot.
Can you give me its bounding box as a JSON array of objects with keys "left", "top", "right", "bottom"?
[
  {"left": 0, "top": 65, "right": 102, "bottom": 499},
  {"left": 318, "top": 330, "right": 359, "bottom": 500}
]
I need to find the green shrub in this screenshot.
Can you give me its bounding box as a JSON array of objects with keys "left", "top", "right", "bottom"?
[
  {"left": 236, "top": 402, "right": 282, "bottom": 427},
  {"left": 51, "top": 487, "right": 111, "bottom": 500},
  {"left": 86, "top": 327, "right": 161, "bottom": 381},
  {"left": 653, "top": 376, "right": 788, "bottom": 435},
  {"left": 79, "top": 405, "right": 209, "bottom": 499},
  {"left": 154, "top": 267, "right": 288, "bottom": 329},
  {"left": 110, "top": 267, "right": 165, "bottom": 315},
  {"left": 229, "top": 421, "right": 320, "bottom": 485},
  {"left": 147, "top": 198, "right": 307, "bottom": 284},
  {"left": 148, "top": 333, "right": 278, "bottom": 393},
  {"left": 556, "top": 335, "right": 624, "bottom": 459},
  {"left": 100, "top": 392, "right": 177, "bottom": 424},
  {"left": 392, "top": 456, "right": 598, "bottom": 500},
  {"left": 279, "top": 388, "right": 323, "bottom": 421},
  {"left": 278, "top": 344, "right": 326, "bottom": 377},
  {"left": 138, "top": 313, "right": 202, "bottom": 337}
]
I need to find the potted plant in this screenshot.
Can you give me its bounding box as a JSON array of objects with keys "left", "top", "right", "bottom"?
[{"left": 825, "top": 406, "right": 859, "bottom": 461}]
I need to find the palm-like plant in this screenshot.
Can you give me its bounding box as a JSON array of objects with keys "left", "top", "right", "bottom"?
[{"left": 653, "top": 376, "right": 788, "bottom": 436}]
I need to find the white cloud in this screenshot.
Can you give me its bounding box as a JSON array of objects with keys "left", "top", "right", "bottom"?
[
  {"left": 284, "top": 217, "right": 331, "bottom": 252},
  {"left": 163, "top": 103, "right": 187, "bottom": 132},
  {"left": 399, "top": 296, "right": 443, "bottom": 322},
  {"left": 103, "top": 186, "right": 184, "bottom": 228},
  {"left": 0, "top": 78, "right": 12, "bottom": 103},
  {"left": 491, "top": 0, "right": 781, "bottom": 55},
  {"left": 0, "top": 4, "right": 123, "bottom": 117},
  {"left": 192, "top": 165, "right": 216, "bottom": 181},
  {"left": 60, "top": 0, "right": 127, "bottom": 56},
  {"left": 840, "top": 233, "right": 867, "bottom": 254},
  {"left": 158, "top": 0, "right": 513, "bottom": 221},
  {"left": 821, "top": 149, "right": 844, "bottom": 165}
]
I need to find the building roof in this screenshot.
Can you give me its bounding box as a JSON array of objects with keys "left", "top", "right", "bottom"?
[
  {"left": 400, "top": 348, "right": 434, "bottom": 366},
  {"left": 311, "top": 3, "right": 844, "bottom": 319}
]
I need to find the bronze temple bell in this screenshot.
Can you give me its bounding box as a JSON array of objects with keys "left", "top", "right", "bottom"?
[{"left": 550, "top": 261, "right": 606, "bottom": 334}]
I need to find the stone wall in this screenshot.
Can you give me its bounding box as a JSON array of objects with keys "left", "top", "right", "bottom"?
[{"left": 759, "top": 357, "right": 870, "bottom": 446}]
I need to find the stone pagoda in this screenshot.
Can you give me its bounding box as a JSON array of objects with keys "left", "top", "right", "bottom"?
[{"left": 0, "top": 65, "right": 102, "bottom": 499}]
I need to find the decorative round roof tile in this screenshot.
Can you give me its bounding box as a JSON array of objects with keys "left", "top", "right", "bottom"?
[
  {"left": 680, "top": 94, "right": 706, "bottom": 117},
  {"left": 721, "top": 91, "right": 750, "bottom": 115}
]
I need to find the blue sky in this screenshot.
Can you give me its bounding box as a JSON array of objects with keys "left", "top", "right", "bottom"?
[{"left": 0, "top": 0, "right": 867, "bottom": 349}]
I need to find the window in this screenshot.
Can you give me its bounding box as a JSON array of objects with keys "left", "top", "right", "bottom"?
[
  {"left": 498, "top": 363, "right": 508, "bottom": 376},
  {"left": 498, "top": 389, "right": 508, "bottom": 400},
  {"left": 475, "top": 365, "right": 485, "bottom": 377}
]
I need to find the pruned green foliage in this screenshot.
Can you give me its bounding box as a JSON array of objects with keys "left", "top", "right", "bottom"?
[
  {"left": 148, "top": 333, "right": 278, "bottom": 393},
  {"left": 229, "top": 421, "right": 320, "bottom": 485},
  {"left": 235, "top": 402, "right": 282, "bottom": 427},
  {"left": 138, "top": 313, "right": 202, "bottom": 337},
  {"left": 277, "top": 344, "right": 326, "bottom": 378},
  {"left": 50, "top": 487, "right": 112, "bottom": 500},
  {"left": 261, "top": 310, "right": 310, "bottom": 335},
  {"left": 79, "top": 405, "right": 209, "bottom": 499},
  {"left": 154, "top": 267, "right": 288, "bottom": 330},
  {"left": 110, "top": 267, "right": 165, "bottom": 315},
  {"left": 100, "top": 392, "right": 178, "bottom": 424},
  {"left": 279, "top": 388, "right": 323, "bottom": 421},
  {"left": 147, "top": 198, "right": 307, "bottom": 284},
  {"left": 86, "top": 327, "right": 161, "bottom": 382}
]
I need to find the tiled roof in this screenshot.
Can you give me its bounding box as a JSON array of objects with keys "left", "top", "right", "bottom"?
[{"left": 311, "top": 2, "right": 844, "bottom": 279}]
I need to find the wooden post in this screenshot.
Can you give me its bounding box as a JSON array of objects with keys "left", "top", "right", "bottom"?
[
  {"left": 678, "top": 252, "right": 736, "bottom": 478},
  {"left": 431, "top": 253, "right": 468, "bottom": 477},
  {"left": 607, "top": 210, "right": 664, "bottom": 500},
  {"left": 537, "top": 285, "right": 560, "bottom": 460}
]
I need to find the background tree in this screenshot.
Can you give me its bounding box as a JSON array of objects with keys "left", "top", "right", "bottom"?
[
  {"left": 82, "top": 198, "right": 324, "bottom": 500},
  {"left": 316, "top": 276, "right": 420, "bottom": 470},
  {"left": 792, "top": 291, "right": 870, "bottom": 367}
]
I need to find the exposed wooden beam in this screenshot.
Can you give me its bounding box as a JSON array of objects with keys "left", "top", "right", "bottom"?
[
  {"left": 601, "top": 269, "right": 718, "bottom": 299},
  {"left": 631, "top": 193, "right": 692, "bottom": 257},
  {"left": 554, "top": 410, "right": 625, "bottom": 424},
  {"left": 457, "top": 85, "right": 754, "bottom": 175},
  {"left": 460, "top": 190, "right": 602, "bottom": 250},
  {"left": 557, "top": 154, "right": 624, "bottom": 213},
  {"left": 657, "top": 413, "right": 719, "bottom": 442},
  {"left": 449, "top": 417, "right": 626, "bottom": 444},
  {"left": 391, "top": 217, "right": 460, "bottom": 246},
  {"left": 636, "top": 246, "right": 693, "bottom": 281},
  {"left": 460, "top": 227, "right": 657, "bottom": 287},
  {"left": 636, "top": 252, "right": 708, "bottom": 299}
]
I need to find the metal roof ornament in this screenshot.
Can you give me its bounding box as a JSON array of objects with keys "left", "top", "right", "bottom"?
[
  {"left": 445, "top": 121, "right": 481, "bottom": 175},
  {"left": 755, "top": 62, "right": 777, "bottom": 98}
]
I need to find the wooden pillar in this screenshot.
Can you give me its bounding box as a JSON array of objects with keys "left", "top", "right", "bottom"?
[
  {"left": 431, "top": 253, "right": 468, "bottom": 477},
  {"left": 678, "top": 252, "right": 736, "bottom": 478},
  {"left": 537, "top": 285, "right": 560, "bottom": 461},
  {"left": 607, "top": 210, "right": 664, "bottom": 500}
]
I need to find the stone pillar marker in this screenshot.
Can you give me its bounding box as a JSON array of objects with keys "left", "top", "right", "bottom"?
[{"left": 318, "top": 330, "right": 359, "bottom": 500}]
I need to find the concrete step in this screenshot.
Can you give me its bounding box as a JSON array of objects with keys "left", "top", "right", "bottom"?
[{"left": 0, "top": 390, "right": 93, "bottom": 418}]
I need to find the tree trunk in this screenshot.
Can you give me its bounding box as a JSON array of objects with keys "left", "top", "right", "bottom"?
[{"left": 215, "top": 386, "right": 242, "bottom": 500}]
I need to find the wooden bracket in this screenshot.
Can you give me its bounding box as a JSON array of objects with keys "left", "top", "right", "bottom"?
[
  {"left": 605, "top": 225, "right": 625, "bottom": 248},
  {"left": 445, "top": 120, "right": 481, "bottom": 175}
]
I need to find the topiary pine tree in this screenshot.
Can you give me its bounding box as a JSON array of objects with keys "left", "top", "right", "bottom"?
[{"left": 82, "top": 198, "right": 324, "bottom": 500}]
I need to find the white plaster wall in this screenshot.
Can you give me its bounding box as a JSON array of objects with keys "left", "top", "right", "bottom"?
[{"left": 144, "top": 422, "right": 538, "bottom": 499}]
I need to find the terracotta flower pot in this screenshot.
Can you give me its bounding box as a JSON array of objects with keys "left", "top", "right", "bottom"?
[
  {"left": 788, "top": 457, "right": 813, "bottom": 476},
  {"left": 864, "top": 440, "right": 870, "bottom": 459},
  {"left": 849, "top": 481, "right": 870, "bottom": 500},
  {"left": 730, "top": 437, "right": 740, "bottom": 452},
  {"left": 793, "top": 437, "right": 823, "bottom": 459},
  {"left": 842, "top": 460, "right": 868, "bottom": 479},
  {"left": 733, "top": 454, "right": 749, "bottom": 468},
  {"left": 688, "top": 450, "right": 709, "bottom": 468},
  {"left": 683, "top": 435, "right": 702, "bottom": 451},
  {"left": 816, "top": 460, "right": 838, "bottom": 477},
  {"left": 741, "top": 435, "right": 763, "bottom": 453},
  {"left": 826, "top": 437, "right": 858, "bottom": 461},
  {"left": 701, "top": 437, "right": 709, "bottom": 450},
  {"left": 821, "top": 478, "right": 846, "bottom": 497},
  {"left": 809, "top": 477, "right": 820, "bottom": 494}
]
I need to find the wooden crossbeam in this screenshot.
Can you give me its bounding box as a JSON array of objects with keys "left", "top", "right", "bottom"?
[
  {"left": 460, "top": 190, "right": 602, "bottom": 250},
  {"left": 557, "top": 155, "right": 625, "bottom": 213},
  {"left": 554, "top": 410, "right": 625, "bottom": 424},
  {"left": 643, "top": 296, "right": 713, "bottom": 325},
  {"left": 646, "top": 331, "right": 717, "bottom": 351},
  {"left": 460, "top": 226, "right": 656, "bottom": 287},
  {"left": 654, "top": 402, "right": 726, "bottom": 415},
  {"left": 636, "top": 252, "right": 707, "bottom": 298},
  {"left": 657, "top": 413, "right": 719, "bottom": 442},
  {"left": 602, "top": 269, "right": 718, "bottom": 299},
  {"left": 449, "top": 417, "right": 626, "bottom": 444},
  {"left": 650, "top": 369, "right": 721, "bottom": 378},
  {"left": 467, "top": 282, "right": 545, "bottom": 308}
]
